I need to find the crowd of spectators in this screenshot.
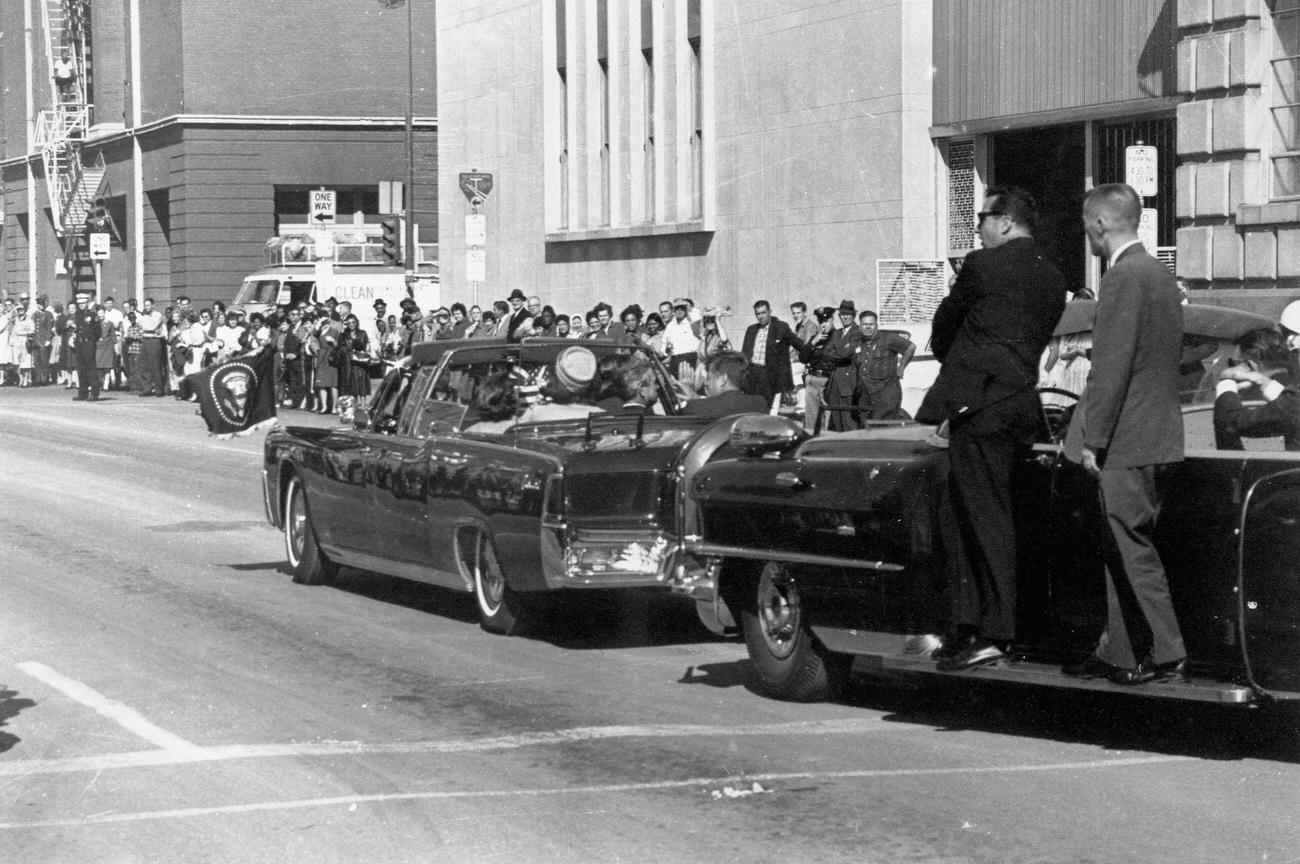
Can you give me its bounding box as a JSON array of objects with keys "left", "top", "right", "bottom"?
[{"left": 0, "top": 284, "right": 920, "bottom": 430}]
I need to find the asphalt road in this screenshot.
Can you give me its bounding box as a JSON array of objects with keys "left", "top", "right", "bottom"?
[{"left": 1, "top": 385, "right": 1297, "bottom": 864}]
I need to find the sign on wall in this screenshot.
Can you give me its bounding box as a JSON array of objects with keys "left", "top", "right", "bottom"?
[{"left": 1125, "top": 145, "right": 1158, "bottom": 198}]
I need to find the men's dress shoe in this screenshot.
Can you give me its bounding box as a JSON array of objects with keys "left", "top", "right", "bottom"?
[
  {"left": 72, "top": 395, "right": 87, "bottom": 401},
  {"left": 1062, "top": 655, "right": 1120, "bottom": 679},
  {"left": 936, "top": 639, "right": 1007, "bottom": 672},
  {"left": 1108, "top": 657, "right": 1190, "bottom": 686},
  {"left": 931, "top": 632, "right": 975, "bottom": 661}
]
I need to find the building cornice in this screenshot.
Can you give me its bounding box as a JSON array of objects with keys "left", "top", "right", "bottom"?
[{"left": 0, "top": 113, "right": 438, "bottom": 167}]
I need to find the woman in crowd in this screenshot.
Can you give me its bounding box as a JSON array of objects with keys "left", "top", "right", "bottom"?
[
  {"left": 58, "top": 302, "right": 79, "bottom": 389},
  {"left": 10, "top": 300, "right": 35, "bottom": 387},
  {"left": 312, "top": 313, "right": 339, "bottom": 415},
  {"left": 0, "top": 297, "right": 15, "bottom": 385},
  {"left": 639, "top": 312, "right": 669, "bottom": 361},
  {"left": 95, "top": 305, "right": 118, "bottom": 393},
  {"left": 166, "top": 307, "right": 186, "bottom": 395},
  {"left": 335, "top": 313, "right": 373, "bottom": 419}
]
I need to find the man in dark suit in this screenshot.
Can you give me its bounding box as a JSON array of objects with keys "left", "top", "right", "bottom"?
[
  {"left": 920, "top": 187, "right": 1066, "bottom": 672},
  {"left": 817, "top": 299, "right": 864, "bottom": 430},
  {"left": 1063, "top": 183, "right": 1186, "bottom": 686},
  {"left": 740, "top": 300, "right": 808, "bottom": 407},
  {"left": 683, "top": 352, "right": 769, "bottom": 418},
  {"left": 504, "top": 289, "right": 533, "bottom": 343},
  {"left": 71, "top": 290, "right": 103, "bottom": 401}
]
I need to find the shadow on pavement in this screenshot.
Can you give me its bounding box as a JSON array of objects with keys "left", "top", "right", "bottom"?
[
  {"left": 328, "top": 567, "right": 480, "bottom": 625},
  {"left": 840, "top": 673, "right": 1300, "bottom": 764},
  {"left": 0, "top": 687, "right": 37, "bottom": 754},
  {"left": 538, "top": 589, "right": 731, "bottom": 650}
]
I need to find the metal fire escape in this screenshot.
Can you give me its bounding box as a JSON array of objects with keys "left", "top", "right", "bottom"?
[{"left": 32, "top": 0, "right": 105, "bottom": 271}]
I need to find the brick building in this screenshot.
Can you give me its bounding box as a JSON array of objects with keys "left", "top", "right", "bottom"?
[
  {"left": 437, "top": 0, "right": 1300, "bottom": 325},
  {"left": 0, "top": 0, "right": 437, "bottom": 306}
]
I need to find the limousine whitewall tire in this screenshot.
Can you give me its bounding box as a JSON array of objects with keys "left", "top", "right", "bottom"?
[
  {"left": 742, "top": 561, "right": 850, "bottom": 702},
  {"left": 471, "top": 529, "right": 529, "bottom": 636},
  {"left": 284, "top": 475, "right": 338, "bottom": 586}
]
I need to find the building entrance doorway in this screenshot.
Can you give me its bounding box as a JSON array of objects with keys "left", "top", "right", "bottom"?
[{"left": 990, "top": 124, "right": 1087, "bottom": 295}]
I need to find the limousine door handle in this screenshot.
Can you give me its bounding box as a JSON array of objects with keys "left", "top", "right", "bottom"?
[{"left": 774, "top": 472, "right": 809, "bottom": 490}]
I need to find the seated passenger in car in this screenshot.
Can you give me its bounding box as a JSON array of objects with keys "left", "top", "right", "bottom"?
[
  {"left": 1214, "top": 327, "right": 1300, "bottom": 451},
  {"left": 463, "top": 372, "right": 519, "bottom": 435},
  {"left": 515, "top": 346, "right": 603, "bottom": 424},
  {"left": 682, "top": 352, "right": 769, "bottom": 418}
]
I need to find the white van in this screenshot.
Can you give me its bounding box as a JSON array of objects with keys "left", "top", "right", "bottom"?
[{"left": 231, "top": 265, "right": 440, "bottom": 333}]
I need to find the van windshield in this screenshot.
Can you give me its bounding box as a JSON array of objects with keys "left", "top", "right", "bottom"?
[{"left": 235, "top": 279, "right": 280, "bottom": 306}]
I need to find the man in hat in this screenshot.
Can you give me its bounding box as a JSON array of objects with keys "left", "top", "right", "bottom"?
[
  {"left": 816, "top": 299, "right": 865, "bottom": 430},
  {"left": 71, "top": 289, "right": 103, "bottom": 400},
  {"left": 504, "top": 289, "right": 532, "bottom": 343}
]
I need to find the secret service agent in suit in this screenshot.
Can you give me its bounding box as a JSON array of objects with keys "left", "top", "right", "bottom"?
[
  {"left": 71, "top": 292, "right": 104, "bottom": 401},
  {"left": 740, "top": 300, "right": 809, "bottom": 407},
  {"left": 1213, "top": 328, "right": 1300, "bottom": 451},
  {"left": 1064, "top": 182, "right": 1187, "bottom": 686},
  {"left": 682, "top": 352, "right": 770, "bottom": 418},
  {"left": 919, "top": 186, "right": 1066, "bottom": 672}
]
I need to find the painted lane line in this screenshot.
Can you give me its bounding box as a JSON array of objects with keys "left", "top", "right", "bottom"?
[
  {"left": 16, "top": 662, "right": 197, "bottom": 752},
  {"left": 0, "top": 717, "right": 918, "bottom": 777},
  {"left": 0, "top": 754, "right": 1190, "bottom": 831}
]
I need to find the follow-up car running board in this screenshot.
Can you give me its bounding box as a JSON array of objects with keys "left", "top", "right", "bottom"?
[{"left": 814, "top": 628, "right": 1261, "bottom": 705}]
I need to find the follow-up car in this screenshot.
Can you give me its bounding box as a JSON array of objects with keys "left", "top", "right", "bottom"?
[
  {"left": 677, "top": 304, "right": 1300, "bottom": 706},
  {"left": 262, "top": 338, "right": 747, "bottom": 634}
]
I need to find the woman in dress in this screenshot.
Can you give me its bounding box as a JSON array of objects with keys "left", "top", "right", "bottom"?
[
  {"left": 95, "top": 306, "right": 118, "bottom": 392},
  {"left": 10, "top": 301, "right": 35, "bottom": 387},
  {"left": 312, "top": 314, "right": 339, "bottom": 414},
  {"left": 335, "top": 314, "right": 373, "bottom": 419},
  {"left": 57, "top": 302, "right": 78, "bottom": 388},
  {"left": 0, "top": 298, "right": 15, "bottom": 385}
]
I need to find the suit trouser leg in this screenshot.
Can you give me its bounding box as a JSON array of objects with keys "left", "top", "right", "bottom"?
[
  {"left": 945, "top": 423, "right": 1021, "bottom": 642},
  {"left": 803, "top": 375, "right": 827, "bottom": 432},
  {"left": 1095, "top": 465, "right": 1185, "bottom": 668},
  {"left": 825, "top": 386, "right": 856, "bottom": 431}
]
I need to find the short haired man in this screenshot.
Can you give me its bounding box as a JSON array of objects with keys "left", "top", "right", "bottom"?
[
  {"left": 136, "top": 297, "right": 167, "bottom": 396},
  {"left": 1214, "top": 328, "right": 1300, "bottom": 451},
  {"left": 922, "top": 186, "right": 1065, "bottom": 672},
  {"left": 741, "top": 300, "right": 809, "bottom": 406},
  {"left": 852, "top": 310, "right": 915, "bottom": 421},
  {"left": 682, "top": 352, "right": 769, "bottom": 417},
  {"left": 1062, "top": 182, "right": 1187, "bottom": 686}
]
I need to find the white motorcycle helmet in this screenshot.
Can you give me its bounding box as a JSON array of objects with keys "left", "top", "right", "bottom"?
[{"left": 1281, "top": 300, "right": 1300, "bottom": 350}]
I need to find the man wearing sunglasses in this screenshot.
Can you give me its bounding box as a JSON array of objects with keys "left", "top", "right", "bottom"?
[{"left": 920, "top": 187, "right": 1066, "bottom": 672}]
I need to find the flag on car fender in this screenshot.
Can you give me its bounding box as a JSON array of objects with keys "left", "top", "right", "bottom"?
[{"left": 187, "top": 346, "right": 278, "bottom": 438}]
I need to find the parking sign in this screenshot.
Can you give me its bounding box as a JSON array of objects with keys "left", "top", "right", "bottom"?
[{"left": 1125, "top": 145, "right": 1158, "bottom": 198}]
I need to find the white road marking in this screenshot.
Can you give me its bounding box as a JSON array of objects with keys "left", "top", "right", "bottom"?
[
  {"left": 0, "top": 718, "right": 910, "bottom": 777},
  {"left": 0, "top": 754, "right": 1188, "bottom": 831},
  {"left": 16, "top": 662, "right": 197, "bottom": 752}
]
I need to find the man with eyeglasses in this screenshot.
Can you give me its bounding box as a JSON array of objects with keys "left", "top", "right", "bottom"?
[{"left": 920, "top": 186, "right": 1066, "bottom": 673}]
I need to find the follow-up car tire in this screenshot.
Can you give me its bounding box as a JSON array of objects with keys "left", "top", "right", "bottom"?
[
  {"left": 284, "top": 475, "right": 338, "bottom": 586},
  {"left": 471, "top": 529, "right": 532, "bottom": 636},
  {"left": 742, "top": 561, "right": 850, "bottom": 702}
]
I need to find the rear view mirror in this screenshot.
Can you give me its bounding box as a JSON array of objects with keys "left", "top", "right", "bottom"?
[{"left": 730, "top": 414, "right": 807, "bottom": 456}]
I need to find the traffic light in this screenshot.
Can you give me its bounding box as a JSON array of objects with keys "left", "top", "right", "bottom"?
[
  {"left": 88, "top": 197, "right": 109, "bottom": 230},
  {"left": 380, "top": 217, "right": 401, "bottom": 265}
]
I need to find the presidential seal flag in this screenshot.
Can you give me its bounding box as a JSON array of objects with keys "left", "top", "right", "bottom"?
[{"left": 187, "top": 347, "right": 278, "bottom": 438}]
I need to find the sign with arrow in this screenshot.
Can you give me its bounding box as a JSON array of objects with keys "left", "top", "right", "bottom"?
[{"left": 459, "top": 172, "right": 493, "bottom": 204}]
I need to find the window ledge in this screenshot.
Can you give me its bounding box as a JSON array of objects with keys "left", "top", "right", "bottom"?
[
  {"left": 545, "top": 219, "right": 712, "bottom": 243},
  {"left": 1238, "top": 202, "right": 1300, "bottom": 225}
]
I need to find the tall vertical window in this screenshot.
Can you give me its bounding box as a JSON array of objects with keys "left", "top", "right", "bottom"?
[
  {"left": 556, "top": 0, "right": 570, "bottom": 227},
  {"left": 687, "top": 0, "right": 703, "bottom": 219},
  {"left": 1272, "top": 1, "right": 1300, "bottom": 197},
  {"left": 641, "top": 0, "right": 655, "bottom": 223},
  {"left": 597, "top": 0, "right": 611, "bottom": 225}
]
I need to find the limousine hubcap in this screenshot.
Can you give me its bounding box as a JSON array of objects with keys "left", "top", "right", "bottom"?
[
  {"left": 477, "top": 534, "right": 505, "bottom": 610},
  {"left": 287, "top": 484, "right": 306, "bottom": 565},
  {"left": 756, "top": 562, "right": 799, "bottom": 659}
]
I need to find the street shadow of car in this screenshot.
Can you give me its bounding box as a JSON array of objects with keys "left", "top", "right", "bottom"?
[
  {"left": 839, "top": 674, "right": 1300, "bottom": 764},
  {"left": 537, "top": 589, "right": 732, "bottom": 650},
  {"left": 327, "top": 567, "right": 480, "bottom": 625},
  {"left": 0, "top": 686, "right": 37, "bottom": 755},
  {"left": 677, "top": 660, "right": 752, "bottom": 688}
]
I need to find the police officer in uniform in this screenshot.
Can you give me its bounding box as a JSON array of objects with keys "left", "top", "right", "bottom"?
[{"left": 71, "top": 289, "right": 103, "bottom": 401}]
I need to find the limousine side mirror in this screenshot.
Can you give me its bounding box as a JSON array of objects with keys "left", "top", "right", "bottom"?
[{"left": 730, "top": 414, "right": 808, "bottom": 457}]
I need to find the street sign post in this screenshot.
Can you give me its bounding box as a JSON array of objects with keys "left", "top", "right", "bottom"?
[
  {"left": 310, "top": 188, "right": 337, "bottom": 223},
  {"left": 459, "top": 172, "right": 493, "bottom": 207},
  {"left": 1125, "top": 144, "right": 1158, "bottom": 198}
]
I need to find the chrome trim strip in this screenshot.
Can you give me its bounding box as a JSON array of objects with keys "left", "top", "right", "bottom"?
[
  {"left": 321, "top": 546, "right": 472, "bottom": 593},
  {"left": 683, "top": 541, "right": 905, "bottom": 572}
]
